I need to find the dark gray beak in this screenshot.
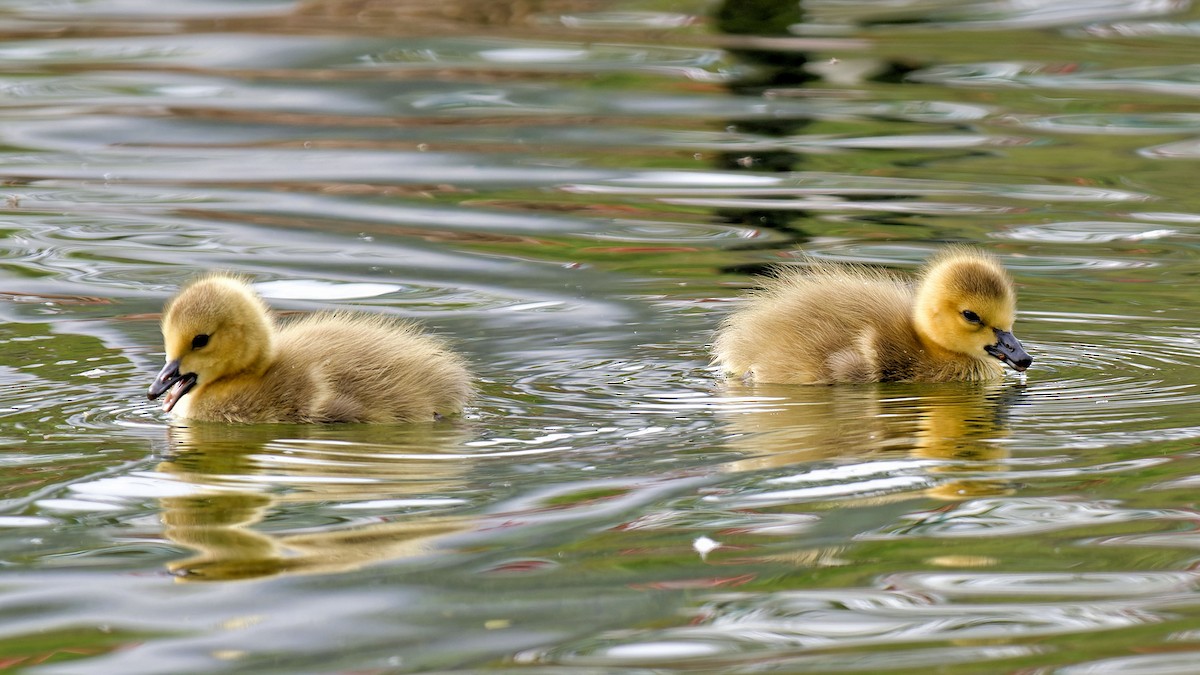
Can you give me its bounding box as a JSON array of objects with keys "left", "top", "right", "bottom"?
[
  {"left": 148, "top": 359, "right": 183, "bottom": 399},
  {"left": 148, "top": 359, "right": 197, "bottom": 412},
  {"left": 984, "top": 329, "right": 1032, "bottom": 372}
]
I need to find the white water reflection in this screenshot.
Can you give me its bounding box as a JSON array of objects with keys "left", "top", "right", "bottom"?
[
  {"left": 532, "top": 588, "right": 1164, "bottom": 669},
  {"left": 1058, "top": 653, "right": 1200, "bottom": 675},
  {"left": 996, "top": 222, "right": 1180, "bottom": 243},
  {"left": 254, "top": 279, "right": 402, "bottom": 300},
  {"left": 871, "top": 497, "right": 1186, "bottom": 538},
  {"left": 887, "top": 571, "right": 1198, "bottom": 598}
]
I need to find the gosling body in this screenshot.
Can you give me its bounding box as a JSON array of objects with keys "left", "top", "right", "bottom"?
[
  {"left": 712, "top": 248, "right": 1032, "bottom": 384},
  {"left": 148, "top": 275, "right": 471, "bottom": 423}
]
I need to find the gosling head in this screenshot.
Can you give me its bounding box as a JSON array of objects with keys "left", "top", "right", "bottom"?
[
  {"left": 147, "top": 274, "right": 275, "bottom": 412},
  {"left": 912, "top": 248, "right": 1032, "bottom": 374}
]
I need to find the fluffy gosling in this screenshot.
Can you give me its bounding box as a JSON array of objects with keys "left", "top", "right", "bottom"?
[
  {"left": 712, "top": 247, "right": 1033, "bottom": 384},
  {"left": 148, "top": 274, "right": 471, "bottom": 423}
]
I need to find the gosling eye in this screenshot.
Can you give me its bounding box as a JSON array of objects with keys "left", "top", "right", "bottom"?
[
  {"left": 191, "top": 334, "right": 210, "bottom": 350},
  {"left": 960, "top": 310, "right": 983, "bottom": 325}
]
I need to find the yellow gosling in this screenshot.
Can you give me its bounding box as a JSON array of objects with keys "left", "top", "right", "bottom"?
[
  {"left": 148, "top": 274, "right": 471, "bottom": 423},
  {"left": 712, "top": 247, "right": 1033, "bottom": 384}
]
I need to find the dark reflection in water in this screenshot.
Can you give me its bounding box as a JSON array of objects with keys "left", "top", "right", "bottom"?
[{"left": 714, "top": 0, "right": 814, "bottom": 265}]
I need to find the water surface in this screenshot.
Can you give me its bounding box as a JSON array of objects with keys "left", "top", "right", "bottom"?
[{"left": 1, "top": 0, "right": 1199, "bottom": 672}]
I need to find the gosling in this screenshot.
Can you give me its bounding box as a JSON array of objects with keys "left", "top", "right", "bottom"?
[
  {"left": 147, "top": 274, "right": 472, "bottom": 423},
  {"left": 712, "top": 247, "right": 1033, "bottom": 384}
]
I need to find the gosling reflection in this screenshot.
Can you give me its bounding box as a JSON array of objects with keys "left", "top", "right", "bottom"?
[
  {"left": 718, "top": 381, "right": 1026, "bottom": 500},
  {"left": 156, "top": 422, "right": 474, "bottom": 582}
]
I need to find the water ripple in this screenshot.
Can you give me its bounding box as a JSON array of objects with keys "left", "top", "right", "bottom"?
[
  {"left": 796, "top": 245, "right": 1156, "bottom": 271},
  {"left": 564, "top": 171, "right": 1150, "bottom": 202},
  {"left": 1058, "top": 652, "right": 1200, "bottom": 675},
  {"left": 527, "top": 588, "right": 1162, "bottom": 669},
  {"left": 911, "top": 61, "right": 1200, "bottom": 98},
  {"left": 1008, "top": 112, "right": 1200, "bottom": 134},
  {"left": 996, "top": 221, "right": 1181, "bottom": 243},
  {"left": 707, "top": 460, "right": 939, "bottom": 508},
  {"left": 884, "top": 571, "right": 1197, "bottom": 598},
  {"left": 360, "top": 38, "right": 736, "bottom": 82},
  {"left": 814, "top": 0, "right": 1180, "bottom": 30},
  {"left": 870, "top": 497, "right": 1184, "bottom": 538},
  {"left": 2, "top": 4, "right": 1200, "bottom": 673}
]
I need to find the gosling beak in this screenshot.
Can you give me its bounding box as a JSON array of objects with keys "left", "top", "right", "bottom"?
[
  {"left": 984, "top": 329, "right": 1033, "bottom": 373},
  {"left": 147, "top": 359, "right": 197, "bottom": 413}
]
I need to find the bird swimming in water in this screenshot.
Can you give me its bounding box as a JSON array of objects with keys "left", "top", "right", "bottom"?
[
  {"left": 712, "top": 247, "right": 1033, "bottom": 384},
  {"left": 148, "top": 274, "right": 472, "bottom": 423}
]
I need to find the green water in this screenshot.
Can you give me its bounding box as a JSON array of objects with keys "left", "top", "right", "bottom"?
[{"left": 0, "top": 0, "right": 1198, "bottom": 673}]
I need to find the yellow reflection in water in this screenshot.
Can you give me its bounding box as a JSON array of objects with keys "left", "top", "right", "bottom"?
[
  {"left": 156, "top": 422, "right": 474, "bottom": 582},
  {"left": 716, "top": 380, "right": 1024, "bottom": 501}
]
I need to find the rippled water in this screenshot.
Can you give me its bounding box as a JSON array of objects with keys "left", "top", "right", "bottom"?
[{"left": 1, "top": 0, "right": 1199, "bottom": 672}]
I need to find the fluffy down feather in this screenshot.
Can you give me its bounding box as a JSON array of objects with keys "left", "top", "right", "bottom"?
[
  {"left": 149, "top": 274, "right": 472, "bottom": 423},
  {"left": 712, "top": 247, "right": 1032, "bottom": 384}
]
